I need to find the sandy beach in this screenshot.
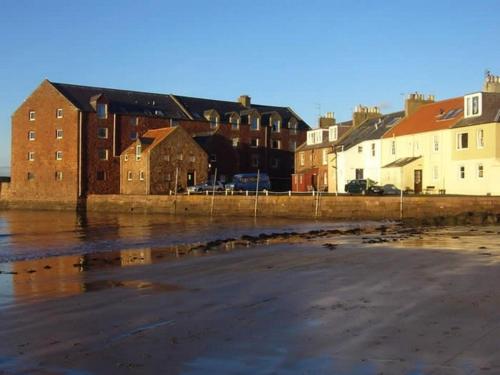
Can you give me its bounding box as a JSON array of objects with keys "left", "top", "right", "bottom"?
[{"left": 1, "top": 224, "right": 500, "bottom": 374}]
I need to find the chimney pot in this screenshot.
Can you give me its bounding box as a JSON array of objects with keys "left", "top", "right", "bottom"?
[{"left": 238, "top": 95, "right": 251, "bottom": 108}]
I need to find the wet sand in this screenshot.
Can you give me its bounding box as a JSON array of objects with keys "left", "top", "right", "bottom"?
[{"left": 1, "top": 225, "right": 500, "bottom": 374}]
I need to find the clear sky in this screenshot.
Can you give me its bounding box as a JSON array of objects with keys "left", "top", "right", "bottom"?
[{"left": 1, "top": 0, "right": 500, "bottom": 170}]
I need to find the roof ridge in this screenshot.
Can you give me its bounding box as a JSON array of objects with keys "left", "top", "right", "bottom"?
[{"left": 50, "top": 81, "right": 172, "bottom": 98}]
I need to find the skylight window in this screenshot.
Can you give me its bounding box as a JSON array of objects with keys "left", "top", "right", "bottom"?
[{"left": 440, "top": 108, "right": 463, "bottom": 120}]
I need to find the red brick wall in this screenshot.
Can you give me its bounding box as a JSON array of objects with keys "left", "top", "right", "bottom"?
[{"left": 10, "top": 80, "right": 80, "bottom": 202}]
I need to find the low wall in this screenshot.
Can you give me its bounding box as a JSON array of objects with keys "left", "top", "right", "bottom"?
[{"left": 85, "top": 194, "right": 500, "bottom": 223}]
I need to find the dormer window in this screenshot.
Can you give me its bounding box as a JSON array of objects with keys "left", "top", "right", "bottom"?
[
  {"left": 328, "top": 126, "right": 338, "bottom": 142},
  {"left": 97, "top": 103, "right": 108, "bottom": 119},
  {"left": 250, "top": 116, "right": 260, "bottom": 131},
  {"left": 230, "top": 114, "right": 240, "bottom": 130},
  {"left": 289, "top": 119, "right": 298, "bottom": 135},
  {"left": 271, "top": 119, "right": 281, "bottom": 133},
  {"left": 464, "top": 93, "right": 482, "bottom": 118}
]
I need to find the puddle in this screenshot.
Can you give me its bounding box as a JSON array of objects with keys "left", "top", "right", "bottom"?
[{"left": 83, "top": 279, "right": 183, "bottom": 293}]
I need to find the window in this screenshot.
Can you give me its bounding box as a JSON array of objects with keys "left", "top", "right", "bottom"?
[
  {"left": 271, "top": 139, "right": 281, "bottom": 149},
  {"left": 127, "top": 171, "right": 132, "bottom": 181},
  {"left": 323, "top": 171, "right": 328, "bottom": 185},
  {"left": 465, "top": 94, "right": 482, "bottom": 118},
  {"left": 433, "top": 166, "right": 439, "bottom": 180},
  {"left": 28, "top": 131, "right": 36, "bottom": 141},
  {"left": 232, "top": 138, "right": 239, "bottom": 148},
  {"left": 271, "top": 119, "right": 281, "bottom": 133},
  {"left": 357, "top": 146, "right": 363, "bottom": 153},
  {"left": 55, "top": 151, "right": 63, "bottom": 160},
  {"left": 27, "top": 172, "right": 34, "bottom": 180},
  {"left": 97, "top": 171, "right": 106, "bottom": 181},
  {"left": 56, "top": 109, "right": 63, "bottom": 118},
  {"left": 135, "top": 144, "right": 142, "bottom": 160},
  {"left": 271, "top": 158, "right": 279, "bottom": 168},
  {"left": 289, "top": 121, "right": 298, "bottom": 135},
  {"left": 124, "top": 154, "right": 129, "bottom": 162},
  {"left": 164, "top": 154, "right": 170, "bottom": 161},
  {"left": 371, "top": 143, "right": 376, "bottom": 157},
  {"left": 472, "top": 96, "right": 479, "bottom": 115},
  {"left": 55, "top": 171, "right": 63, "bottom": 181},
  {"left": 322, "top": 149, "right": 328, "bottom": 165},
  {"left": 130, "top": 131, "right": 138, "bottom": 140},
  {"left": 178, "top": 153, "right": 183, "bottom": 161},
  {"left": 458, "top": 166, "right": 465, "bottom": 179},
  {"left": 433, "top": 135, "right": 439, "bottom": 152},
  {"left": 251, "top": 154, "right": 259, "bottom": 167},
  {"left": 250, "top": 138, "right": 259, "bottom": 148},
  {"left": 289, "top": 141, "right": 297, "bottom": 152},
  {"left": 477, "top": 129, "right": 484, "bottom": 148},
  {"left": 98, "top": 148, "right": 108, "bottom": 161},
  {"left": 210, "top": 117, "right": 218, "bottom": 129},
  {"left": 391, "top": 140, "right": 396, "bottom": 155},
  {"left": 355, "top": 168, "right": 364, "bottom": 179},
  {"left": 29, "top": 111, "right": 36, "bottom": 121},
  {"left": 329, "top": 126, "right": 338, "bottom": 142},
  {"left": 56, "top": 129, "right": 63, "bottom": 139},
  {"left": 230, "top": 116, "right": 239, "bottom": 130},
  {"left": 189, "top": 155, "right": 196, "bottom": 163},
  {"left": 97, "top": 127, "right": 108, "bottom": 139},
  {"left": 250, "top": 116, "right": 260, "bottom": 131},
  {"left": 457, "top": 132, "right": 469, "bottom": 150},
  {"left": 139, "top": 171, "right": 145, "bottom": 181},
  {"left": 300, "top": 152, "right": 305, "bottom": 166},
  {"left": 28, "top": 152, "right": 35, "bottom": 161},
  {"left": 478, "top": 164, "right": 484, "bottom": 178},
  {"left": 97, "top": 103, "right": 108, "bottom": 119}
]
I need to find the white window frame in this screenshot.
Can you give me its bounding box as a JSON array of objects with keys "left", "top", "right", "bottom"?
[
  {"left": 98, "top": 148, "right": 109, "bottom": 161},
  {"left": 300, "top": 152, "right": 305, "bottom": 166},
  {"left": 124, "top": 154, "right": 129, "bottom": 162},
  {"left": 328, "top": 126, "right": 338, "bottom": 142},
  {"left": 477, "top": 164, "right": 484, "bottom": 178},
  {"left": 271, "top": 119, "right": 281, "bottom": 133},
  {"left": 55, "top": 151, "right": 63, "bottom": 160},
  {"left": 139, "top": 171, "right": 145, "bottom": 181},
  {"left": 56, "top": 108, "right": 63, "bottom": 118},
  {"left": 250, "top": 116, "right": 260, "bottom": 131},
  {"left": 289, "top": 120, "right": 298, "bottom": 135},
  {"left": 97, "top": 103, "right": 108, "bottom": 119},
  {"left": 28, "top": 131, "right": 36, "bottom": 141},
  {"left": 97, "top": 127, "right": 108, "bottom": 139},
  {"left": 464, "top": 93, "right": 482, "bottom": 118},
  {"left": 55, "top": 171, "right": 63, "bottom": 181},
  {"left": 127, "top": 170, "right": 133, "bottom": 181},
  {"left": 56, "top": 129, "right": 63, "bottom": 139},
  {"left": 250, "top": 138, "right": 259, "bottom": 148},
  {"left": 135, "top": 144, "right": 142, "bottom": 161},
  {"left": 232, "top": 138, "right": 239, "bottom": 148},
  {"left": 29, "top": 111, "right": 35, "bottom": 121},
  {"left": 230, "top": 117, "right": 239, "bottom": 130},
  {"left": 272, "top": 139, "right": 281, "bottom": 149},
  {"left": 458, "top": 165, "right": 465, "bottom": 179},
  {"left": 28, "top": 152, "right": 35, "bottom": 161},
  {"left": 456, "top": 132, "right": 469, "bottom": 150},
  {"left": 477, "top": 129, "right": 484, "bottom": 149}
]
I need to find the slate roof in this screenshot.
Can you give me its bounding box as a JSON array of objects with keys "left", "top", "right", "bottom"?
[
  {"left": 51, "top": 81, "right": 189, "bottom": 119},
  {"left": 172, "top": 95, "right": 310, "bottom": 130},
  {"left": 453, "top": 92, "right": 500, "bottom": 128},
  {"left": 336, "top": 111, "right": 404, "bottom": 151},
  {"left": 383, "top": 98, "right": 463, "bottom": 138}
]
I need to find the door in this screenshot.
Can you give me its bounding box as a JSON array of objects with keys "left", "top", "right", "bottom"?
[
  {"left": 414, "top": 169, "right": 422, "bottom": 194},
  {"left": 187, "top": 171, "right": 195, "bottom": 187}
]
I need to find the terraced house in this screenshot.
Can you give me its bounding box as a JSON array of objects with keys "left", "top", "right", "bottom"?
[{"left": 9, "top": 80, "right": 309, "bottom": 206}]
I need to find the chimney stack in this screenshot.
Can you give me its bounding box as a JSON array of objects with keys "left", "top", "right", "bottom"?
[
  {"left": 404, "top": 92, "right": 435, "bottom": 117},
  {"left": 483, "top": 72, "right": 500, "bottom": 93},
  {"left": 352, "top": 105, "right": 382, "bottom": 127},
  {"left": 238, "top": 95, "right": 251, "bottom": 108},
  {"left": 319, "top": 111, "right": 336, "bottom": 129}
]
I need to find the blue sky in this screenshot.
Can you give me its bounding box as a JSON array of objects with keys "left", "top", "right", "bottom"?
[{"left": 1, "top": 0, "right": 500, "bottom": 170}]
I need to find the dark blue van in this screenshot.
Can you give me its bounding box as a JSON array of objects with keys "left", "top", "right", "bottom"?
[{"left": 226, "top": 173, "right": 271, "bottom": 191}]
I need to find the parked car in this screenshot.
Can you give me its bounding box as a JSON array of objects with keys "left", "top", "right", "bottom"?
[
  {"left": 367, "top": 185, "right": 384, "bottom": 195},
  {"left": 225, "top": 173, "right": 271, "bottom": 191},
  {"left": 382, "top": 184, "right": 402, "bottom": 195},
  {"left": 187, "top": 181, "right": 225, "bottom": 193},
  {"left": 344, "top": 179, "right": 378, "bottom": 195}
]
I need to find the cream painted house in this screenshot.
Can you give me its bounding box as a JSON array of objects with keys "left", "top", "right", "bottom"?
[
  {"left": 381, "top": 97, "right": 463, "bottom": 193},
  {"left": 446, "top": 90, "right": 500, "bottom": 195}
]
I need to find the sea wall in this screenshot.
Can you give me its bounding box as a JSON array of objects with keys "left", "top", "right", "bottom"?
[{"left": 82, "top": 194, "right": 500, "bottom": 223}]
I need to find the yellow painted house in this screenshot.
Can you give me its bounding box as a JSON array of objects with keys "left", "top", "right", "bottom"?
[{"left": 448, "top": 89, "right": 500, "bottom": 195}]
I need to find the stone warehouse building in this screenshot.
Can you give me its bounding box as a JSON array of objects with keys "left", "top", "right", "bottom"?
[
  {"left": 9, "top": 80, "right": 309, "bottom": 205},
  {"left": 120, "top": 127, "right": 208, "bottom": 195}
]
